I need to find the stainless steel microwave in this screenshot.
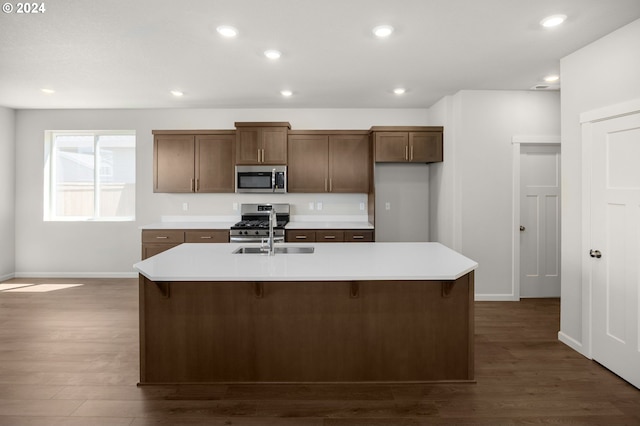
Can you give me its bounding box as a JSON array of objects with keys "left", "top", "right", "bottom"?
[{"left": 235, "top": 165, "right": 287, "bottom": 193}]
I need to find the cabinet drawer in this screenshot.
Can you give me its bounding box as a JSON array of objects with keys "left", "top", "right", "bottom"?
[
  {"left": 286, "top": 230, "right": 316, "bottom": 242},
  {"left": 344, "top": 230, "right": 374, "bottom": 242},
  {"left": 142, "top": 230, "right": 185, "bottom": 244},
  {"left": 316, "top": 230, "right": 345, "bottom": 242},
  {"left": 185, "top": 230, "right": 229, "bottom": 243}
]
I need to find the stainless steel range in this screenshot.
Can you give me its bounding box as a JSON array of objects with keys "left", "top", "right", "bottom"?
[{"left": 230, "top": 203, "right": 290, "bottom": 243}]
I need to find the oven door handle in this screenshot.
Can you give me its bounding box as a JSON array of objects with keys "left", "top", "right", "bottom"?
[{"left": 230, "top": 236, "right": 285, "bottom": 243}]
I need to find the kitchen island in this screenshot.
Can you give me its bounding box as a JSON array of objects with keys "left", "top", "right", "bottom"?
[{"left": 134, "top": 242, "right": 477, "bottom": 384}]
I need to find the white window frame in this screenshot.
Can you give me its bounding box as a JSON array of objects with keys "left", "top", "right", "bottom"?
[{"left": 44, "top": 130, "right": 136, "bottom": 222}]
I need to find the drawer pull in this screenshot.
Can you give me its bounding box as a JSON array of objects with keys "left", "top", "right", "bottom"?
[
  {"left": 324, "top": 235, "right": 336, "bottom": 239},
  {"left": 295, "top": 235, "right": 307, "bottom": 240},
  {"left": 155, "top": 236, "right": 169, "bottom": 239},
  {"left": 200, "top": 236, "right": 212, "bottom": 239},
  {"left": 352, "top": 235, "right": 365, "bottom": 239}
]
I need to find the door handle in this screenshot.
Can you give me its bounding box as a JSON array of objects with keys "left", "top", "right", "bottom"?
[
  {"left": 590, "top": 249, "right": 602, "bottom": 259},
  {"left": 520, "top": 226, "right": 525, "bottom": 231}
]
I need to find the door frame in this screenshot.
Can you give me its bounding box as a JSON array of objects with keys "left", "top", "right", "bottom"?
[
  {"left": 511, "top": 135, "right": 561, "bottom": 301},
  {"left": 580, "top": 98, "right": 640, "bottom": 360}
]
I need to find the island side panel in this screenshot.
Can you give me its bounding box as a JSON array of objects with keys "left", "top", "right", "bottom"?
[{"left": 139, "top": 274, "right": 474, "bottom": 384}]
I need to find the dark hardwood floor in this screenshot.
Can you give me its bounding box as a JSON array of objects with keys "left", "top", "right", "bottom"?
[{"left": 0, "top": 277, "right": 638, "bottom": 425}]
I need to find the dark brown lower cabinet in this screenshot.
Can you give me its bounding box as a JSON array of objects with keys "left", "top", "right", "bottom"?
[
  {"left": 139, "top": 272, "right": 474, "bottom": 384},
  {"left": 141, "top": 229, "right": 229, "bottom": 259},
  {"left": 286, "top": 229, "right": 374, "bottom": 243}
]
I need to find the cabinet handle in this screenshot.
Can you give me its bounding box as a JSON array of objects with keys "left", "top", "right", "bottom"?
[
  {"left": 352, "top": 235, "right": 365, "bottom": 240},
  {"left": 195, "top": 179, "right": 199, "bottom": 192},
  {"left": 295, "top": 235, "right": 307, "bottom": 240},
  {"left": 155, "top": 236, "right": 169, "bottom": 239},
  {"left": 405, "top": 145, "right": 409, "bottom": 160},
  {"left": 258, "top": 149, "right": 261, "bottom": 163},
  {"left": 190, "top": 178, "right": 195, "bottom": 192},
  {"left": 261, "top": 149, "right": 265, "bottom": 163},
  {"left": 200, "top": 236, "right": 212, "bottom": 239},
  {"left": 410, "top": 145, "right": 414, "bottom": 161},
  {"left": 329, "top": 178, "right": 332, "bottom": 192},
  {"left": 325, "top": 178, "right": 328, "bottom": 192},
  {"left": 324, "top": 235, "right": 336, "bottom": 240}
]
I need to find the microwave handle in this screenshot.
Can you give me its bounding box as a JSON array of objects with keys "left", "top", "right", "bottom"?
[{"left": 272, "top": 168, "right": 276, "bottom": 192}]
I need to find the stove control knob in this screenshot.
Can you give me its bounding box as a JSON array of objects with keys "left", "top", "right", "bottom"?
[{"left": 255, "top": 231, "right": 260, "bottom": 235}]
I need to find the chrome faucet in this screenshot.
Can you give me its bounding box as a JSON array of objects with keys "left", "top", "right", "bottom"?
[{"left": 265, "top": 208, "right": 277, "bottom": 255}]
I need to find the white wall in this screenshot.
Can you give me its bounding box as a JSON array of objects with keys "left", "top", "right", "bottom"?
[
  {"left": 374, "top": 164, "right": 430, "bottom": 242},
  {"left": 0, "top": 107, "right": 16, "bottom": 281},
  {"left": 560, "top": 18, "right": 640, "bottom": 354},
  {"left": 428, "top": 90, "right": 561, "bottom": 299},
  {"left": 14, "top": 108, "right": 428, "bottom": 276}
]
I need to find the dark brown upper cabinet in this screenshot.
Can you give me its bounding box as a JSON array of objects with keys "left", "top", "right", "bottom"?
[
  {"left": 153, "top": 131, "right": 235, "bottom": 193},
  {"left": 288, "top": 131, "right": 370, "bottom": 193},
  {"left": 372, "top": 126, "right": 443, "bottom": 163},
  {"left": 235, "top": 122, "right": 290, "bottom": 165}
]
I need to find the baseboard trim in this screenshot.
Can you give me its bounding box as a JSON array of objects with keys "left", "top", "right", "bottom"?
[
  {"left": 474, "top": 294, "right": 519, "bottom": 301},
  {"left": 0, "top": 272, "right": 16, "bottom": 283},
  {"left": 558, "top": 331, "right": 589, "bottom": 358},
  {"left": 14, "top": 272, "right": 138, "bottom": 279}
]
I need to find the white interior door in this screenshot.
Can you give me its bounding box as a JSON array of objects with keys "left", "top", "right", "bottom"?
[
  {"left": 520, "top": 144, "right": 561, "bottom": 298},
  {"left": 590, "top": 112, "right": 640, "bottom": 389}
]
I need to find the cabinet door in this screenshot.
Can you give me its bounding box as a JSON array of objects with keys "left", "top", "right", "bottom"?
[
  {"left": 316, "top": 230, "right": 345, "bottom": 242},
  {"left": 329, "top": 135, "right": 369, "bottom": 193},
  {"left": 409, "top": 132, "right": 443, "bottom": 163},
  {"left": 154, "top": 135, "right": 195, "bottom": 192},
  {"left": 236, "top": 128, "right": 261, "bottom": 164},
  {"left": 344, "top": 230, "right": 374, "bottom": 242},
  {"left": 286, "top": 230, "right": 316, "bottom": 243},
  {"left": 374, "top": 132, "right": 409, "bottom": 162},
  {"left": 195, "top": 135, "right": 235, "bottom": 192},
  {"left": 261, "top": 128, "right": 288, "bottom": 164},
  {"left": 287, "top": 135, "right": 328, "bottom": 192},
  {"left": 142, "top": 243, "right": 180, "bottom": 260},
  {"left": 185, "top": 230, "right": 229, "bottom": 243}
]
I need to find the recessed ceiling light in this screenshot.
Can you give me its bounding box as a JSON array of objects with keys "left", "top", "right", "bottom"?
[
  {"left": 544, "top": 75, "right": 560, "bottom": 83},
  {"left": 41, "top": 88, "right": 55, "bottom": 94},
  {"left": 393, "top": 88, "right": 406, "bottom": 95},
  {"left": 372, "top": 25, "right": 394, "bottom": 38},
  {"left": 280, "top": 90, "right": 293, "bottom": 97},
  {"left": 216, "top": 25, "right": 238, "bottom": 37},
  {"left": 264, "top": 49, "right": 282, "bottom": 60},
  {"left": 170, "top": 90, "right": 184, "bottom": 97},
  {"left": 540, "top": 14, "right": 567, "bottom": 28}
]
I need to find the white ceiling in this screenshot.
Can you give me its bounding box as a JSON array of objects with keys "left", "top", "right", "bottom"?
[{"left": 1, "top": 0, "right": 640, "bottom": 109}]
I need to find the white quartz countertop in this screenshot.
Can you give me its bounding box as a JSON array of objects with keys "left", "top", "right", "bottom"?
[
  {"left": 285, "top": 221, "right": 374, "bottom": 230},
  {"left": 140, "top": 221, "right": 237, "bottom": 230},
  {"left": 139, "top": 216, "right": 373, "bottom": 230},
  {"left": 133, "top": 242, "right": 477, "bottom": 282}
]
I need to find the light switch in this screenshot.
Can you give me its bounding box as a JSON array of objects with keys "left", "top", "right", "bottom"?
[
  {"left": 385, "top": 202, "right": 391, "bottom": 210},
  {"left": 232, "top": 202, "right": 238, "bottom": 211},
  {"left": 308, "top": 202, "right": 314, "bottom": 211},
  {"left": 317, "top": 202, "right": 323, "bottom": 211},
  {"left": 359, "top": 202, "right": 365, "bottom": 211},
  {"left": 182, "top": 203, "right": 189, "bottom": 211}
]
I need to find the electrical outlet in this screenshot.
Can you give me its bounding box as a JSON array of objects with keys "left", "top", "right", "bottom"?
[
  {"left": 232, "top": 202, "right": 238, "bottom": 211},
  {"left": 308, "top": 202, "right": 314, "bottom": 211},
  {"left": 182, "top": 202, "right": 189, "bottom": 212},
  {"left": 316, "top": 202, "right": 323, "bottom": 211},
  {"left": 385, "top": 202, "right": 391, "bottom": 210},
  {"left": 359, "top": 202, "right": 365, "bottom": 211}
]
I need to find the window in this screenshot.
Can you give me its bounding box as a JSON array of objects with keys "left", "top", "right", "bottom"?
[{"left": 44, "top": 131, "right": 136, "bottom": 221}]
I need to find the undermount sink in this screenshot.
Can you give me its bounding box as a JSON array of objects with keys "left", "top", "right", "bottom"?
[{"left": 233, "top": 246, "right": 315, "bottom": 255}]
